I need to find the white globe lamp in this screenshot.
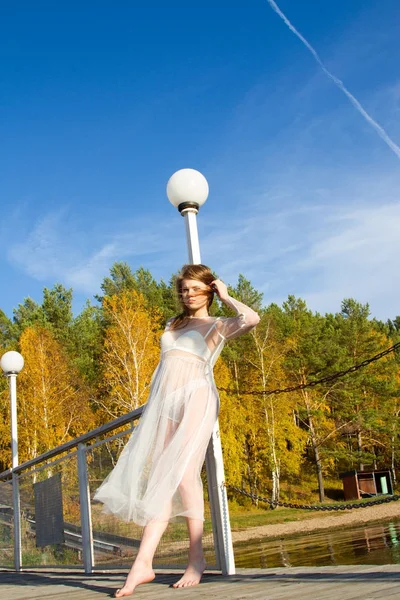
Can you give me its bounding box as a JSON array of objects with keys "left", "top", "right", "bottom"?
[
  {"left": 1, "top": 351, "right": 24, "bottom": 375},
  {"left": 166, "top": 168, "right": 209, "bottom": 214}
]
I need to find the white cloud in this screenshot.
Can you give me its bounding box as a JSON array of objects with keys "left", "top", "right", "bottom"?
[
  {"left": 196, "top": 162, "right": 400, "bottom": 320},
  {"left": 8, "top": 167, "right": 400, "bottom": 322},
  {"left": 7, "top": 209, "right": 183, "bottom": 295},
  {"left": 7, "top": 209, "right": 79, "bottom": 280},
  {"left": 6, "top": 170, "right": 400, "bottom": 321},
  {"left": 297, "top": 202, "right": 400, "bottom": 318}
]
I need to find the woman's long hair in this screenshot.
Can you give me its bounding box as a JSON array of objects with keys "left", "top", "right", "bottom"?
[{"left": 169, "top": 264, "right": 215, "bottom": 330}]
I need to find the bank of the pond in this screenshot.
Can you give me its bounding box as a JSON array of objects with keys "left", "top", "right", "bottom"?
[{"left": 231, "top": 500, "right": 400, "bottom": 542}]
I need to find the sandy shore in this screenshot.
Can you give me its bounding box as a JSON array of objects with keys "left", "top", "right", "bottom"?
[{"left": 231, "top": 501, "right": 400, "bottom": 543}]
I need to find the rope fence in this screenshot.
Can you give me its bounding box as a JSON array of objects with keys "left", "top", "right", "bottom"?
[
  {"left": 218, "top": 341, "right": 400, "bottom": 397},
  {"left": 220, "top": 341, "right": 400, "bottom": 511},
  {"left": 224, "top": 483, "right": 400, "bottom": 511}
]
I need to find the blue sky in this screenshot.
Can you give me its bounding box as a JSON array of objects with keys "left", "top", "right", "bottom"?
[{"left": 1, "top": 0, "right": 400, "bottom": 321}]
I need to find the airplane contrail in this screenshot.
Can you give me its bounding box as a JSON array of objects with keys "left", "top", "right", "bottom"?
[{"left": 266, "top": 0, "right": 400, "bottom": 161}]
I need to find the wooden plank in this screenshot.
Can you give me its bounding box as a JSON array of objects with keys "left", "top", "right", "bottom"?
[{"left": 1, "top": 566, "right": 400, "bottom": 600}]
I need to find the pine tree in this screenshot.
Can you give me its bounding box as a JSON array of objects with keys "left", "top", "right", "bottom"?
[
  {"left": 69, "top": 301, "right": 104, "bottom": 386},
  {"left": 0, "top": 310, "right": 16, "bottom": 348},
  {"left": 333, "top": 299, "right": 398, "bottom": 473},
  {"left": 42, "top": 284, "right": 73, "bottom": 344}
]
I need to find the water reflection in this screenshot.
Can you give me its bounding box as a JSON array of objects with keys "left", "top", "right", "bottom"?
[{"left": 234, "top": 520, "right": 400, "bottom": 568}]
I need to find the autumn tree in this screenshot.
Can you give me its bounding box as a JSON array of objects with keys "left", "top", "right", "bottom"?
[
  {"left": 247, "top": 305, "right": 308, "bottom": 503},
  {"left": 0, "top": 326, "right": 94, "bottom": 469},
  {"left": 214, "top": 358, "right": 247, "bottom": 488},
  {"left": 0, "top": 350, "right": 11, "bottom": 470},
  {"left": 98, "top": 290, "right": 162, "bottom": 418}
]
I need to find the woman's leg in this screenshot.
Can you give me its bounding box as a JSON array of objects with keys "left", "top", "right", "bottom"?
[
  {"left": 114, "top": 519, "right": 169, "bottom": 597},
  {"left": 115, "top": 419, "right": 177, "bottom": 597},
  {"left": 172, "top": 517, "right": 206, "bottom": 588},
  {"left": 171, "top": 387, "right": 216, "bottom": 587},
  {"left": 171, "top": 442, "right": 207, "bottom": 588}
]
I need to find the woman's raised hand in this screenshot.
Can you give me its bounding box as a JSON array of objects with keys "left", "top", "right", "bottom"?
[{"left": 210, "top": 279, "right": 229, "bottom": 301}]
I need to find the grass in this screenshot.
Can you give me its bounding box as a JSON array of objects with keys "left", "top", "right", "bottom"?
[
  {"left": 226, "top": 492, "right": 400, "bottom": 531},
  {"left": 228, "top": 506, "right": 321, "bottom": 531}
]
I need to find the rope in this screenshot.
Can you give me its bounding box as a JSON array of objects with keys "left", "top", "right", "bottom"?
[
  {"left": 225, "top": 483, "right": 400, "bottom": 511},
  {"left": 218, "top": 341, "right": 400, "bottom": 397}
]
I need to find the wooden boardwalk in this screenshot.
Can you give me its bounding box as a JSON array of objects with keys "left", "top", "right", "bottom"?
[{"left": 1, "top": 565, "right": 400, "bottom": 599}]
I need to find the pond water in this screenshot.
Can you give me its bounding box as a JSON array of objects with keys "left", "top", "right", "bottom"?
[{"left": 233, "top": 520, "right": 400, "bottom": 568}]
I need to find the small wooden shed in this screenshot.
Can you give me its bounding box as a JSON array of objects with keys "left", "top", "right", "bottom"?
[{"left": 339, "top": 469, "right": 394, "bottom": 501}]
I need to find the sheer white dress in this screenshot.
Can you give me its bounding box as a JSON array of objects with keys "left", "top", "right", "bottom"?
[{"left": 94, "top": 296, "right": 260, "bottom": 526}]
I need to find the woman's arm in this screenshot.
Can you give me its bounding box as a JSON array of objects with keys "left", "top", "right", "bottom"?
[{"left": 212, "top": 279, "right": 260, "bottom": 340}]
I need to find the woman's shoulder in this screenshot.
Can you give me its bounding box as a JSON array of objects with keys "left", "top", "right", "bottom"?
[
  {"left": 164, "top": 315, "right": 221, "bottom": 331},
  {"left": 164, "top": 316, "right": 176, "bottom": 330}
]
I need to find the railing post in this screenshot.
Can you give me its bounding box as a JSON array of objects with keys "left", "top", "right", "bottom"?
[
  {"left": 77, "top": 443, "right": 94, "bottom": 574},
  {"left": 205, "top": 423, "right": 235, "bottom": 575},
  {"left": 12, "top": 472, "right": 22, "bottom": 571}
]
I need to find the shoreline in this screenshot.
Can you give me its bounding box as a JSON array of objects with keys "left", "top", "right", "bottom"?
[{"left": 231, "top": 500, "right": 400, "bottom": 543}]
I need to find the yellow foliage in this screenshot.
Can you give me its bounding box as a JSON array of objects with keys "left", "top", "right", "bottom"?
[
  {"left": 215, "top": 358, "right": 247, "bottom": 486},
  {"left": 99, "top": 290, "right": 162, "bottom": 418},
  {"left": 0, "top": 327, "right": 95, "bottom": 467}
]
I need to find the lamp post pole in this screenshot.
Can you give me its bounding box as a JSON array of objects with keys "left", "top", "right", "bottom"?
[
  {"left": 9, "top": 372, "right": 19, "bottom": 469},
  {"left": 1, "top": 351, "right": 24, "bottom": 572},
  {"left": 167, "top": 169, "right": 235, "bottom": 576}
]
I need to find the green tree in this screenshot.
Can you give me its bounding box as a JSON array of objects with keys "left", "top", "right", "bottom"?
[
  {"left": 13, "top": 297, "right": 46, "bottom": 335},
  {"left": 0, "top": 310, "right": 16, "bottom": 348},
  {"left": 42, "top": 284, "right": 73, "bottom": 343},
  {"left": 69, "top": 301, "right": 104, "bottom": 386},
  {"left": 281, "top": 296, "right": 344, "bottom": 502},
  {"left": 228, "top": 274, "right": 263, "bottom": 311},
  {"left": 98, "top": 262, "right": 176, "bottom": 322},
  {"left": 332, "top": 299, "right": 398, "bottom": 473},
  {"left": 98, "top": 262, "right": 137, "bottom": 298}
]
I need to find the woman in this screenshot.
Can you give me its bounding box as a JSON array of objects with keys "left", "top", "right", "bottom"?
[{"left": 94, "top": 264, "right": 260, "bottom": 597}]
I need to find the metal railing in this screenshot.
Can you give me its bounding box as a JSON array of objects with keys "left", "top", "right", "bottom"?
[{"left": 0, "top": 406, "right": 219, "bottom": 573}]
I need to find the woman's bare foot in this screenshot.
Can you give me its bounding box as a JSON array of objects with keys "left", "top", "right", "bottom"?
[
  {"left": 114, "top": 560, "right": 155, "bottom": 597},
  {"left": 172, "top": 556, "right": 206, "bottom": 588}
]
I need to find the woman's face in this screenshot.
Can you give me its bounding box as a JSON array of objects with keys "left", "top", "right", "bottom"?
[{"left": 181, "top": 278, "right": 210, "bottom": 313}]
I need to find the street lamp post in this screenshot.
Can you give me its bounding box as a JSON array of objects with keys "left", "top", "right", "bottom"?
[
  {"left": 167, "top": 168, "right": 235, "bottom": 575},
  {"left": 1, "top": 350, "right": 24, "bottom": 571},
  {"left": 166, "top": 168, "right": 208, "bottom": 263}
]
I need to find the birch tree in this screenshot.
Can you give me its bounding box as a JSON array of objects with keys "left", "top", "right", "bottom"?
[{"left": 98, "top": 290, "right": 161, "bottom": 418}]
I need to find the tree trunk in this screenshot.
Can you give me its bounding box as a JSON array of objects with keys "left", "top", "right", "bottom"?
[
  {"left": 271, "top": 466, "right": 280, "bottom": 505},
  {"left": 302, "top": 386, "right": 325, "bottom": 502},
  {"left": 357, "top": 430, "right": 364, "bottom": 471},
  {"left": 308, "top": 413, "right": 325, "bottom": 502},
  {"left": 265, "top": 402, "right": 280, "bottom": 505},
  {"left": 244, "top": 440, "right": 258, "bottom": 506},
  {"left": 392, "top": 440, "right": 397, "bottom": 485},
  {"left": 392, "top": 412, "right": 398, "bottom": 485}
]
